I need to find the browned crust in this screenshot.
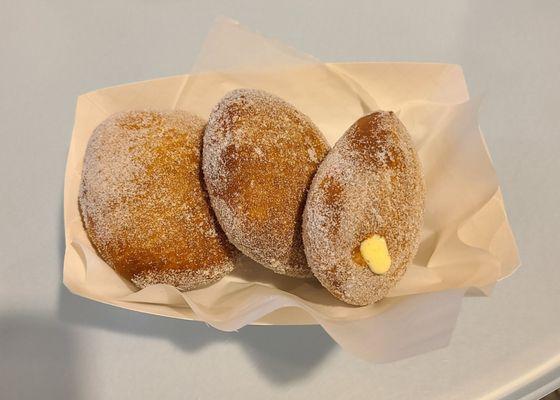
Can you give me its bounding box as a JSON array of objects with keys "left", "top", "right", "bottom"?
[
  {"left": 202, "top": 89, "right": 330, "bottom": 277},
  {"left": 78, "top": 110, "right": 236, "bottom": 290},
  {"left": 302, "top": 111, "right": 426, "bottom": 305}
]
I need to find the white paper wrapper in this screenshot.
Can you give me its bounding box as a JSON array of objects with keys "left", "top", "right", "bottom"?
[{"left": 63, "top": 18, "right": 519, "bottom": 362}]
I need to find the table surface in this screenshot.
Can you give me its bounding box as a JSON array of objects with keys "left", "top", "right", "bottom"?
[{"left": 1, "top": 1, "right": 559, "bottom": 399}]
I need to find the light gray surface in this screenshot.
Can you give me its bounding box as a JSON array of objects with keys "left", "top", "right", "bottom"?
[{"left": 1, "top": 1, "right": 559, "bottom": 399}]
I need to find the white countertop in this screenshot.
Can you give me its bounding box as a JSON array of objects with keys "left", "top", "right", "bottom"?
[{"left": 1, "top": 1, "right": 559, "bottom": 399}]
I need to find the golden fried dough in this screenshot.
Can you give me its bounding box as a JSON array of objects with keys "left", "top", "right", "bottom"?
[
  {"left": 203, "top": 89, "right": 329, "bottom": 277},
  {"left": 303, "top": 111, "right": 425, "bottom": 305},
  {"left": 79, "top": 110, "right": 236, "bottom": 290}
]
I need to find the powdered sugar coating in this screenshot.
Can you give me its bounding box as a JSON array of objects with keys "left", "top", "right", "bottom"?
[
  {"left": 79, "top": 110, "right": 236, "bottom": 291},
  {"left": 203, "top": 89, "right": 330, "bottom": 278},
  {"left": 302, "top": 111, "right": 426, "bottom": 305}
]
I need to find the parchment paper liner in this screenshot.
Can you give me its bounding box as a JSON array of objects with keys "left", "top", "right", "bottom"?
[{"left": 63, "top": 19, "right": 519, "bottom": 361}]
